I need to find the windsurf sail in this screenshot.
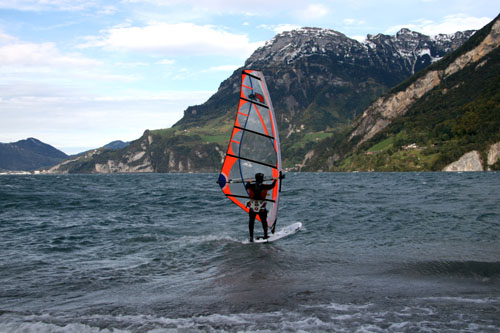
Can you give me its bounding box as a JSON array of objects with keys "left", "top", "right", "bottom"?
[{"left": 217, "top": 69, "right": 282, "bottom": 231}]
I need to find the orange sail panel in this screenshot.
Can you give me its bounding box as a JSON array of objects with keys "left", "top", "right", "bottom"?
[{"left": 218, "top": 70, "right": 282, "bottom": 229}]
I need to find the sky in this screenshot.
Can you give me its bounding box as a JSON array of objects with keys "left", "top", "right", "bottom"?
[{"left": 1, "top": 0, "right": 499, "bottom": 154}]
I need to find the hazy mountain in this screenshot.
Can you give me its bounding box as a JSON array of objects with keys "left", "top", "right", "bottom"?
[
  {"left": 0, "top": 138, "right": 68, "bottom": 171},
  {"left": 103, "top": 140, "right": 130, "bottom": 150}
]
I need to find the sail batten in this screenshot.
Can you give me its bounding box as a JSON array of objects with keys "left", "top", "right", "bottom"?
[
  {"left": 225, "top": 154, "right": 278, "bottom": 169},
  {"left": 241, "top": 97, "right": 269, "bottom": 109},
  {"left": 218, "top": 70, "right": 282, "bottom": 229},
  {"left": 233, "top": 126, "right": 275, "bottom": 139}
]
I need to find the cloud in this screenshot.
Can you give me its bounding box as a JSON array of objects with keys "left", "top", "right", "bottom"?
[
  {"left": 0, "top": 30, "right": 17, "bottom": 43},
  {"left": 205, "top": 65, "right": 240, "bottom": 72},
  {"left": 386, "top": 14, "right": 493, "bottom": 36},
  {"left": 80, "top": 22, "right": 264, "bottom": 58},
  {"left": 121, "top": 0, "right": 300, "bottom": 16},
  {"left": 0, "top": 0, "right": 98, "bottom": 11},
  {"left": 0, "top": 35, "right": 141, "bottom": 87},
  {"left": 157, "top": 59, "right": 176, "bottom": 65},
  {"left": 258, "top": 24, "right": 302, "bottom": 34},
  {"left": 343, "top": 18, "right": 365, "bottom": 26},
  {"left": 97, "top": 5, "right": 118, "bottom": 15},
  {"left": 273, "top": 24, "right": 302, "bottom": 34},
  {"left": 0, "top": 83, "right": 214, "bottom": 153},
  {"left": 0, "top": 41, "right": 101, "bottom": 68},
  {"left": 298, "top": 4, "right": 329, "bottom": 21}
]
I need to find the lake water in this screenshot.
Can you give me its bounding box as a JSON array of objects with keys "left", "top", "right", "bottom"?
[{"left": 1, "top": 172, "right": 499, "bottom": 332}]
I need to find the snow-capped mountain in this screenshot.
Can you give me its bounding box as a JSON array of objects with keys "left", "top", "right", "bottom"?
[
  {"left": 177, "top": 27, "right": 474, "bottom": 133},
  {"left": 247, "top": 27, "right": 475, "bottom": 77}
]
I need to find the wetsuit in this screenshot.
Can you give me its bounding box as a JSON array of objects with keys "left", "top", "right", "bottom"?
[{"left": 245, "top": 180, "right": 276, "bottom": 241}]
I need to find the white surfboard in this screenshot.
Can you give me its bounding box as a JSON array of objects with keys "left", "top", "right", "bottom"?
[{"left": 248, "top": 222, "right": 302, "bottom": 244}]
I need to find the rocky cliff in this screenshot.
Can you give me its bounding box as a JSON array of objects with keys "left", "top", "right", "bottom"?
[
  {"left": 443, "top": 151, "right": 484, "bottom": 171},
  {"left": 443, "top": 140, "right": 500, "bottom": 171},
  {"left": 487, "top": 142, "right": 500, "bottom": 168},
  {"left": 46, "top": 130, "right": 223, "bottom": 174},
  {"left": 443, "top": 141, "right": 500, "bottom": 171}
]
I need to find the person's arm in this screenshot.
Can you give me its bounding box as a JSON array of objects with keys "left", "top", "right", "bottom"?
[{"left": 263, "top": 180, "right": 277, "bottom": 190}]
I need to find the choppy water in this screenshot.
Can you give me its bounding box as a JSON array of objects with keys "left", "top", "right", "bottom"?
[{"left": 1, "top": 172, "right": 499, "bottom": 332}]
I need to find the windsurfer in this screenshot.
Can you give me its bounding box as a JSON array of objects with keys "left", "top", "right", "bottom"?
[{"left": 245, "top": 172, "right": 283, "bottom": 242}]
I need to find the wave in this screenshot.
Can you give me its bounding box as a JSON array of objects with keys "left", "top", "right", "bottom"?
[
  {"left": 396, "top": 260, "right": 500, "bottom": 280},
  {"left": 2, "top": 299, "right": 500, "bottom": 333},
  {"left": 174, "top": 233, "right": 242, "bottom": 245},
  {"left": 420, "top": 296, "right": 500, "bottom": 304}
]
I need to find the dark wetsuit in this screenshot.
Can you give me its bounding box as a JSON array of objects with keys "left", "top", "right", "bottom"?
[{"left": 245, "top": 180, "right": 276, "bottom": 240}]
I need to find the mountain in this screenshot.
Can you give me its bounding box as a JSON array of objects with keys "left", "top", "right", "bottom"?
[
  {"left": 303, "top": 14, "right": 500, "bottom": 172},
  {"left": 177, "top": 28, "right": 474, "bottom": 133},
  {"left": 0, "top": 138, "right": 68, "bottom": 171},
  {"left": 45, "top": 25, "right": 478, "bottom": 174},
  {"left": 103, "top": 140, "right": 130, "bottom": 150}
]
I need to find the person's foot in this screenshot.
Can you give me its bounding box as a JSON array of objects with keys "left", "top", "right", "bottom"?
[{"left": 249, "top": 238, "right": 254, "bottom": 243}]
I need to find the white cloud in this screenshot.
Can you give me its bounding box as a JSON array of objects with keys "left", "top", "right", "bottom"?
[
  {"left": 115, "top": 61, "right": 150, "bottom": 68},
  {"left": 386, "top": 14, "right": 492, "bottom": 36},
  {"left": 0, "top": 39, "right": 137, "bottom": 83},
  {"left": 0, "top": 42, "right": 101, "bottom": 68},
  {"left": 273, "top": 24, "right": 302, "bottom": 34},
  {"left": 205, "top": 65, "right": 239, "bottom": 72},
  {"left": 97, "top": 5, "right": 118, "bottom": 15},
  {"left": 0, "top": 83, "right": 214, "bottom": 153},
  {"left": 0, "top": 33, "right": 151, "bottom": 85},
  {"left": 80, "top": 22, "right": 264, "bottom": 58},
  {"left": 343, "top": 18, "right": 365, "bottom": 26},
  {"left": 0, "top": 30, "right": 16, "bottom": 43},
  {"left": 0, "top": 0, "right": 98, "bottom": 11},
  {"left": 298, "top": 4, "right": 329, "bottom": 21},
  {"left": 157, "top": 59, "right": 175, "bottom": 65},
  {"left": 121, "top": 0, "right": 300, "bottom": 15},
  {"left": 258, "top": 24, "right": 302, "bottom": 34}
]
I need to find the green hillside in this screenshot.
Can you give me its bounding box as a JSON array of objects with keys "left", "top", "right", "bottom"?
[{"left": 305, "top": 16, "right": 500, "bottom": 172}]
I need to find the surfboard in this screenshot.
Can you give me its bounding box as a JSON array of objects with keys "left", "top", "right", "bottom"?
[{"left": 247, "top": 222, "right": 302, "bottom": 244}]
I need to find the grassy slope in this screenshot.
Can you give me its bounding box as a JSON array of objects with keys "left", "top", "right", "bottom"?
[{"left": 331, "top": 45, "right": 500, "bottom": 171}]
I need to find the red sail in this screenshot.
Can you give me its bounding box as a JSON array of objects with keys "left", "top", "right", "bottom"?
[{"left": 217, "top": 70, "right": 282, "bottom": 229}]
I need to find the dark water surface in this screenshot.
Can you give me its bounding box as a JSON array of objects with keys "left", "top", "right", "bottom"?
[{"left": 1, "top": 172, "right": 499, "bottom": 332}]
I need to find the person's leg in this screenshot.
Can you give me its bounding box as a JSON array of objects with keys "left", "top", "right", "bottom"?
[
  {"left": 259, "top": 210, "right": 268, "bottom": 239},
  {"left": 249, "top": 209, "right": 256, "bottom": 241}
]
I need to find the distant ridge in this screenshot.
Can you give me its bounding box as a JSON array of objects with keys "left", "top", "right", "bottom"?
[
  {"left": 103, "top": 140, "right": 130, "bottom": 150},
  {"left": 0, "top": 138, "right": 68, "bottom": 171}
]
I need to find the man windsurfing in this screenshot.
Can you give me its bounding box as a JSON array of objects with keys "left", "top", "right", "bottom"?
[{"left": 245, "top": 172, "right": 283, "bottom": 242}]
